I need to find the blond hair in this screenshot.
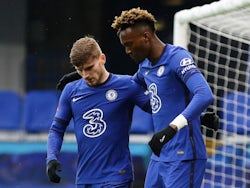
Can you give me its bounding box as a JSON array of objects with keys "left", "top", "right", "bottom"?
[{"left": 70, "top": 36, "right": 102, "bottom": 67}]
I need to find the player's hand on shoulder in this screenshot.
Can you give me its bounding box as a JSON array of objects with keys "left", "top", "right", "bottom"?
[
  {"left": 56, "top": 71, "right": 81, "bottom": 91},
  {"left": 46, "top": 159, "right": 61, "bottom": 183},
  {"left": 148, "top": 125, "right": 177, "bottom": 156}
]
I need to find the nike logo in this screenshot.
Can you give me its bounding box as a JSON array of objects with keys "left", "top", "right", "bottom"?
[
  {"left": 159, "top": 135, "right": 165, "bottom": 143},
  {"left": 72, "top": 96, "right": 84, "bottom": 102}
]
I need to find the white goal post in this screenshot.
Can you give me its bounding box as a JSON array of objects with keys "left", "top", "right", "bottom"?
[
  {"left": 174, "top": 0, "right": 250, "bottom": 187},
  {"left": 174, "top": 0, "right": 250, "bottom": 49}
]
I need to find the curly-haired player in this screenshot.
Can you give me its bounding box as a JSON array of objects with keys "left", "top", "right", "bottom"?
[{"left": 112, "top": 7, "right": 214, "bottom": 188}]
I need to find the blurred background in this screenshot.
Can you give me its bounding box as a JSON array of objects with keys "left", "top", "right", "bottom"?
[
  {"left": 0, "top": 0, "right": 216, "bottom": 94},
  {"left": 0, "top": 0, "right": 217, "bottom": 187}
]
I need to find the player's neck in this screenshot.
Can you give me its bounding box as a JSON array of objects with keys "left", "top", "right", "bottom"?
[
  {"left": 101, "top": 70, "right": 111, "bottom": 84},
  {"left": 149, "top": 40, "right": 166, "bottom": 64}
]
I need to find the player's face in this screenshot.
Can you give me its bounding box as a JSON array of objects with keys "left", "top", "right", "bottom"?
[
  {"left": 119, "top": 27, "right": 150, "bottom": 63},
  {"left": 75, "top": 54, "right": 106, "bottom": 86}
]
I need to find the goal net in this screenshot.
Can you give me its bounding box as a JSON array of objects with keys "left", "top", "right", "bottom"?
[{"left": 174, "top": 0, "right": 250, "bottom": 187}]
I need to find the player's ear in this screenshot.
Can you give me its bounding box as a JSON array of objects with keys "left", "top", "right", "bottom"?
[
  {"left": 143, "top": 31, "right": 151, "bottom": 42},
  {"left": 100, "top": 53, "right": 106, "bottom": 65}
]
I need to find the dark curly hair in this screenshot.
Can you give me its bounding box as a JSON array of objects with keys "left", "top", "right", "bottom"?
[{"left": 111, "top": 7, "right": 157, "bottom": 34}]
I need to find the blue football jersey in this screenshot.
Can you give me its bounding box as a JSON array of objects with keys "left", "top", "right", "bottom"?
[
  {"left": 133, "top": 44, "right": 214, "bottom": 162},
  {"left": 47, "top": 74, "right": 151, "bottom": 184}
]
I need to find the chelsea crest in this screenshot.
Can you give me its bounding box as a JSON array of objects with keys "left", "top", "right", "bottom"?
[{"left": 106, "top": 89, "right": 118, "bottom": 101}]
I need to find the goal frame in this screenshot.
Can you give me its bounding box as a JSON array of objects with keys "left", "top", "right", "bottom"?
[
  {"left": 173, "top": 1, "right": 250, "bottom": 187},
  {"left": 173, "top": 0, "right": 250, "bottom": 49}
]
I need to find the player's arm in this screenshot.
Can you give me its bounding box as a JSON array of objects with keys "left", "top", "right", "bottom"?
[
  {"left": 149, "top": 72, "right": 214, "bottom": 156},
  {"left": 46, "top": 86, "right": 72, "bottom": 183},
  {"left": 132, "top": 63, "right": 219, "bottom": 129},
  {"left": 56, "top": 71, "right": 81, "bottom": 91},
  {"left": 148, "top": 112, "right": 220, "bottom": 156},
  {"left": 131, "top": 66, "right": 148, "bottom": 90},
  {"left": 131, "top": 78, "right": 152, "bottom": 114},
  {"left": 47, "top": 119, "right": 67, "bottom": 183}
]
